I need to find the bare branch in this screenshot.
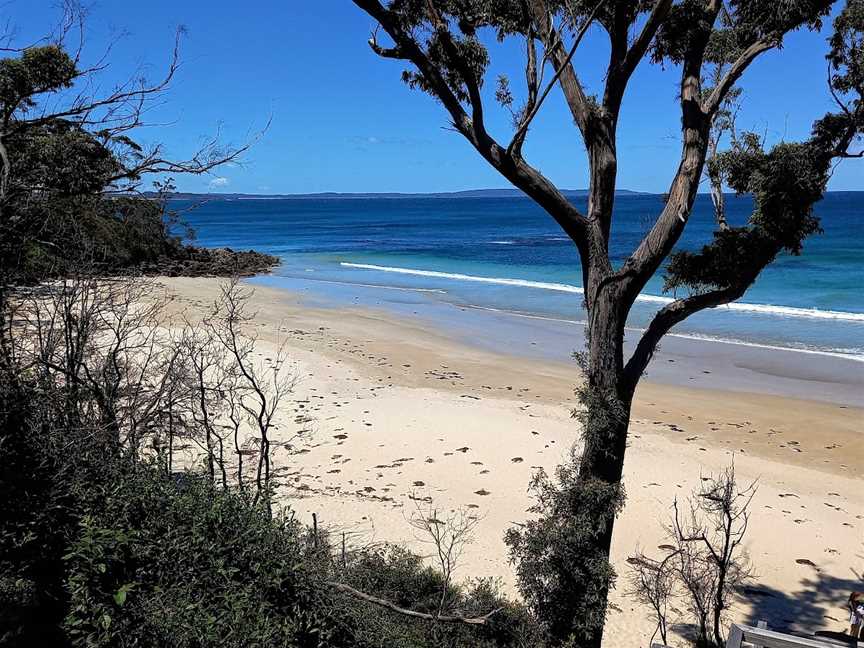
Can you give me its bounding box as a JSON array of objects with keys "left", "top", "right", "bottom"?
[
  {"left": 328, "top": 582, "right": 501, "bottom": 626},
  {"left": 526, "top": 0, "right": 594, "bottom": 137},
  {"left": 508, "top": 0, "right": 605, "bottom": 156}
]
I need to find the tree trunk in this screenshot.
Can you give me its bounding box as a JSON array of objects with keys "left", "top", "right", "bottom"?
[
  {"left": 548, "top": 133, "right": 633, "bottom": 647},
  {"left": 565, "top": 280, "right": 635, "bottom": 648}
]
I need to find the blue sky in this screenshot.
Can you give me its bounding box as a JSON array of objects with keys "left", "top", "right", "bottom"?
[{"left": 13, "top": 0, "right": 862, "bottom": 193}]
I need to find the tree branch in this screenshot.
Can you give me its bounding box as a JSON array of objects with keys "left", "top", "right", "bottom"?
[
  {"left": 354, "top": 0, "right": 591, "bottom": 248},
  {"left": 703, "top": 38, "right": 776, "bottom": 115},
  {"left": 616, "top": 7, "right": 722, "bottom": 303},
  {"left": 8, "top": 29, "right": 183, "bottom": 137},
  {"left": 509, "top": 0, "right": 605, "bottom": 156},
  {"left": 328, "top": 581, "right": 500, "bottom": 626},
  {"left": 527, "top": 0, "right": 594, "bottom": 138},
  {"left": 623, "top": 284, "right": 746, "bottom": 388},
  {"left": 620, "top": 0, "right": 673, "bottom": 82}
]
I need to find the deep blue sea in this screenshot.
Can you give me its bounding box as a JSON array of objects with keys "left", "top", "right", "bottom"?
[{"left": 175, "top": 192, "right": 864, "bottom": 360}]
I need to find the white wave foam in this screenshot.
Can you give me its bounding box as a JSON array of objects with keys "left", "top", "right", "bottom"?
[{"left": 340, "top": 262, "right": 864, "bottom": 323}]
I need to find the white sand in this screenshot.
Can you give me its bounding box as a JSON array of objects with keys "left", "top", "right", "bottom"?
[{"left": 160, "top": 277, "right": 864, "bottom": 648}]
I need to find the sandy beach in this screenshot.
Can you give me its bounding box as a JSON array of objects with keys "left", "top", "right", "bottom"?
[{"left": 158, "top": 276, "right": 864, "bottom": 648}]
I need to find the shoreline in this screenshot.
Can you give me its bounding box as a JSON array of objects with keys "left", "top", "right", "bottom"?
[
  {"left": 157, "top": 276, "right": 864, "bottom": 648},
  {"left": 248, "top": 273, "right": 864, "bottom": 408}
]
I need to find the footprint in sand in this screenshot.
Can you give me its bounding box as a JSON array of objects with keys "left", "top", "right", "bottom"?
[
  {"left": 474, "top": 489, "right": 491, "bottom": 496},
  {"left": 511, "top": 457, "right": 524, "bottom": 463},
  {"left": 412, "top": 481, "right": 425, "bottom": 487}
]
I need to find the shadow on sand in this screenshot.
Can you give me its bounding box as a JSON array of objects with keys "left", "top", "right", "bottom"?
[{"left": 741, "top": 569, "right": 862, "bottom": 635}]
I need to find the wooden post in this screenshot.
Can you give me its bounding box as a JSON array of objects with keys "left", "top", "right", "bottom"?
[
  {"left": 753, "top": 619, "right": 769, "bottom": 648},
  {"left": 342, "top": 532, "right": 348, "bottom": 567},
  {"left": 312, "top": 512, "right": 319, "bottom": 549},
  {"left": 726, "top": 624, "right": 745, "bottom": 648}
]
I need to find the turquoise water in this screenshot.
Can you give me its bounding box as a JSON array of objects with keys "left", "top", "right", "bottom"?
[{"left": 175, "top": 192, "right": 864, "bottom": 359}]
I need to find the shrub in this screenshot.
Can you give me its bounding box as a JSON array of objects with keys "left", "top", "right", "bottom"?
[{"left": 61, "top": 465, "right": 357, "bottom": 648}]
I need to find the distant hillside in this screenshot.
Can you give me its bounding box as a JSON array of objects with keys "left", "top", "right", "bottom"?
[{"left": 159, "top": 188, "right": 648, "bottom": 201}]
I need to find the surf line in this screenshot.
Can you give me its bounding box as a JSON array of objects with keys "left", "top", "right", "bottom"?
[{"left": 340, "top": 262, "right": 864, "bottom": 323}]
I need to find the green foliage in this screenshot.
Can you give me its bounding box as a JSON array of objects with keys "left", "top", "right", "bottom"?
[
  {"left": 665, "top": 227, "right": 775, "bottom": 293},
  {"left": 0, "top": 371, "right": 71, "bottom": 646},
  {"left": 0, "top": 43, "right": 273, "bottom": 285},
  {"left": 665, "top": 1, "right": 862, "bottom": 297},
  {"left": 9, "top": 120, "right": 120, "bottom": 197},
  {"left": 61, "top": 469, "right": 355, "bottom": 647},
  {"left": 0, "top": 115, "right": 181, "bottom": 282},
  {"left": 385, "top": 0, "right": 659, "bottom": 103},
  {"left": 652, "top": 0, "right": 717, "bottom": 64},
  {"left": 0, "top": 366, "right": 347, "bottom": 647},
  {"left": 26, "top": 194, "right": 180, "bottom": 271},
  {"left": 828, "top": 0, "right": 864, "bottom": 96},
  {"left": 0, "top": 45, "right": 77, "bottom": 110},
  {"left": 505, "top": 365, "right": 631, "bottom": 646},
  {"left": 339, "top": 546, "right": 536, "bottom": 647},
  {"left": 505, "top": 386, "right": 628, "bottom": 645},
  {"left": 653, "top": 1, "right": 831, "bottom": 64},
  {"left": 742, "top": 142, "right": 827, "bottom": 250},
  {"left": 505, "top": 457, "right": 624, "bottom": 646},
  {"left": 666, "top": 134, "right": 830, "bottom": 294},
  {"left": 727, "top": 0, "right": 831, "bottom": 40}
]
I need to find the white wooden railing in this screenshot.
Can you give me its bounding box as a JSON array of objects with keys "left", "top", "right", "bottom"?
[
  {"left": 651, "top": 622, "right": 856, "bottom": 648},
  {"left": 725, "top": 624, "right": 857, "bottom": 648}
]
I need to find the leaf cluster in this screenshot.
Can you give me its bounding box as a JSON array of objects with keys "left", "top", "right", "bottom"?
[
  {"left": 0, "top": 45, "right": 77, "bottom": 113},
  {"left": 666, "top": 131, "right": 834, "bottom": 294}
]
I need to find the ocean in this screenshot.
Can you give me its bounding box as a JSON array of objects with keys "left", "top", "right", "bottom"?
[{"left": 175, "top": 192, "right": 864, "bottom": 362}]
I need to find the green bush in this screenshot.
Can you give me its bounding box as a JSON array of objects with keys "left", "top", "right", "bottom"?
[
  {"left": 0, "top": 371, "right": 73, "bottom": 647},
  {"left": 60, "top": 467, "right": 356, "bottom": 648},
  {"left": 336, "top": 546, "right": 542, "bottom": 648}
]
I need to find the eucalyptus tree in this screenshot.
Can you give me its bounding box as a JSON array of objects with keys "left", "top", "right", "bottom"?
[{"left": 351, "top": 0, "right": 863, "bottom": 644}]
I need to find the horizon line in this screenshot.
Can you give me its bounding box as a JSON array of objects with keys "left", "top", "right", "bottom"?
[{"left": 161, "top": 187, "right": 862, "bottom": 199}]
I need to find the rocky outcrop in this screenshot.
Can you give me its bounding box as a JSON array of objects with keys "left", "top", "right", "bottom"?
[{"left": 136, "top": 246, "right": 280, "bottom": 278}]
